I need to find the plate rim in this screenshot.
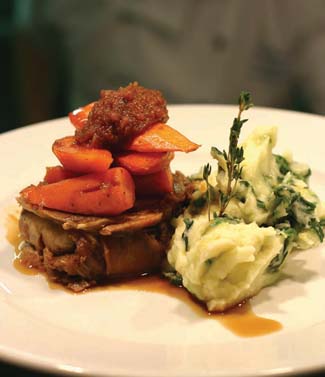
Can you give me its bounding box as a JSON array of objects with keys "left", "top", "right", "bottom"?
[
  {"left": 1, "top": 104, "right": 325, "bottom": 377},
  {"left": 1, "top": 103, "right": 324, "bottom": 139}
]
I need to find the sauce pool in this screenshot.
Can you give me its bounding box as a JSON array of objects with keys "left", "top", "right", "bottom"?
[
  {"left": 6, "top": 212, "right": 282, "bottom": 337},
  {"left": 99, "top": 275, "right": 282, "bottom": 337}
]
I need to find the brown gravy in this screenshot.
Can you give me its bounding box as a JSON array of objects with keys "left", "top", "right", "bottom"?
[
  {"left": 7, "top": 212, "right": 282, "bottom": 337},
  {"left": 6, "top": 212, "right": 38, "bottom": 275},
  {"left": 97, "top": 275, "right": 282, "bottom": 337}
]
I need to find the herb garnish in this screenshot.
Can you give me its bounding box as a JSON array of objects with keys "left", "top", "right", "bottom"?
[
  {"left": 203, "top": 163, "right": 212, "bottom": 220},
  {"left": 211, "top": 91, "right": 253, "bottom": 216},
  {"left": 182, "top": 218, "right": 194, "bottom": 251}
]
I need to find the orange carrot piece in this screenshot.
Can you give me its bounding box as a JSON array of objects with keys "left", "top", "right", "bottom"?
[
  {"left": 126, "top": 123, "right": 200, "bottom": 153},
  {"left": 133, "top": 167, "right": 174, "bottom": 197},
  {"left": 44, "top": 166, "right": 80, "bottom": 184},
  {"left": 68, "top": 102, "right": 95, "bottom": 129},
  {"left": 115, "top": 151, "right": 174, "bottom": 175},
  {"left": 21, "top": 168, "right": 135, "bottom": 216},
  {"left": 52, "top": 136, "right": 113, "bottom": 173}
]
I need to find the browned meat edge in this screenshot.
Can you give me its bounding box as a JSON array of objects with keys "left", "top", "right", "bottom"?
[{"left": 16, "top": 172, "right": 192, "bottom": 291}]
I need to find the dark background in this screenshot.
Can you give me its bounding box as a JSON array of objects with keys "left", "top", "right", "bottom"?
[
  {"left": 1, "top": 0, "right": 325, "bottom": 376},
  {"left": 1, "top": 0, "right": 325, "bottom": 135}
]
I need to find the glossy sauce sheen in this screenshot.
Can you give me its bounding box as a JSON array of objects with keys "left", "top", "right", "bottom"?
[
  {"left": 6, "top": 213, "right": 38, "bottom": 275},
  {"left": 7, "top": 213, "right": 282, "bottom": 337}
]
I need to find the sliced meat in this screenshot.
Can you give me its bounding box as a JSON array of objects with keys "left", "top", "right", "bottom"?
[
  {"left": 18, "top": 198, "right": 165, "bottom": 234},
  {"left": 100, "top": 211, "right": 163, "bottom": 235},
  {"left": 19, "top": 210, "right": 74, "bottom": 255},
  {"left": 18, "top": 209, "right": 168, "bottom": 291},
  {"left": 17, "top": 197, "right": 116, "bottom": 232}
]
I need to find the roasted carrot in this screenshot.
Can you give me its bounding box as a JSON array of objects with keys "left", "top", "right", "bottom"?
[
  {"left": 126, "top": 123, "right": 200, "bottom": 153},
  {"left": 115, "top": 151, "right": 174, "bottom": 175},
  {"left": 133, "top": 167, "right": 174, "bottom": 197},
  {"left": 44, "top": 166, "right": 80, "bottom": 184},
  {"left": 52, "top": 136, "right": 113, "bottom": 173},
  {"left": 68, "top": 102, "right": 95, "bottom": 129},
  {"left": 21, "top": 168, "right": 135, "bottom": 216}
]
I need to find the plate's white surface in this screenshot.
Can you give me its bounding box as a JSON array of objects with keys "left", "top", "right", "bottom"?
[{"left": 0, "top": 105, "right": 324, "bottom": 377}]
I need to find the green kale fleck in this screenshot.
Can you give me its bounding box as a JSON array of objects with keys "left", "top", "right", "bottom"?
[
  {"left": 296, "top": 196, "right": 316, "bottom": 214},
  {"left": 275, "top": 154, "right": 311, "bottom": 183},
  {"left": 208, "top": 212, "right": 240, "bottom": 228},
  {"left": 240, "top": 180, "right": 251, "bottom": 188},
  {"left": 256, "top": 199, "right": 267, "bottom": 210},
  {"left": 309, "top": 218, "right": 324, "bottom": 242},
  {"left": 205, "top": 258, "right": 214, "bottom": 267},
  {"left": 268, "top": 228, "right": 296, "bottom": 273},
  {"left": 182, "top": 218, "right": 194, "bottom": 251},
  {"left": 275, "top": 154, "right": 290, "bottom": 175}
]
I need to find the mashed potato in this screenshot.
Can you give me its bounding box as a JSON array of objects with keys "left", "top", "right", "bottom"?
[
  {"left": 168, "top": 214, "right": 283, "bottom": 311},
  {"left": 167, "top": 126, "right": 324, "bottom": 312}
]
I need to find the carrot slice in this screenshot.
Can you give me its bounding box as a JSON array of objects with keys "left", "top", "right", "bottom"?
[
  {"left": 52, "top": 136, "right": 113, "bottom": 173},
  {"left": 21, "top": 168, "right": 135, "bottom": 216},
  {"left": 44, "top": 166, "right": 80, "bottom": 184},
  {"left": 68, "top": 102, "right": 95, "bottom": 129},
  {"left": 133, "top": 167, "right": 174, "bottom": 197},
  {"left": 115, "top": 151, "right": 174, "bottom": 175},
  {"left": 126, "top": 123, "right": 200, "bottom": 153}
]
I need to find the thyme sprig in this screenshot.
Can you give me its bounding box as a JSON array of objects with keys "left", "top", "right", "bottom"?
[
  {"left": 203, "top": 163, "right": 212, "bottom": 220},
  {"left": 212, "top": 91, "right": 253, "bottom": 217}
]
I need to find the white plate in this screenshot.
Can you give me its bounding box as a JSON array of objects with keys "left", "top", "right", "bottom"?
[{"left": 0, "top": 105, "right": 325, "bottom": 377}]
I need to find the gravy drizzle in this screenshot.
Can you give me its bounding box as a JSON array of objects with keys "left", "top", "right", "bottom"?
[
  {"left": 7, "top": 212, "right": 282, "bottom": 337},
  {"left": 6, "top": 212, "right": 38, "bottom": 275}
]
